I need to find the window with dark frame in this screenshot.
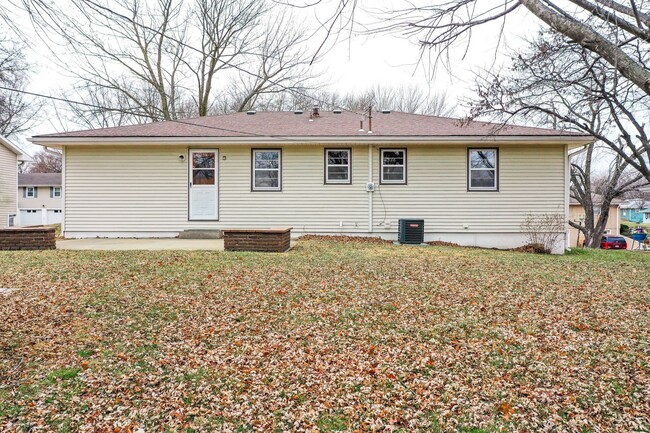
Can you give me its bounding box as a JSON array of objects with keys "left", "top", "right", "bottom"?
[
  {"left": 380, "top": 149, "right": 406, "bottom": 184},
  {"left": 325, "top": 149, "right": 351, "bottom": 183},
  {"left": 252, "top": 149, "right": 281, "bottom": 191},
  {"left": 468, "top": 148, "right": 498, "bottom": 191}
]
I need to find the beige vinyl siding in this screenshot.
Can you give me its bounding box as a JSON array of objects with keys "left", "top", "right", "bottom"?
[
  {"left": 18, "top": 187, "right": 63, "bottom": 209},
  {"left": 0, "top": 144, "right": 17, "bottom": 227},
  {"left": 372, "top": 144, "right": 565, "bottom": 232},
  {"left": 63, "top": 142, "right": 566, "bottom": 236},
  {"left": 568, "top": 204, "right": 620, "bottom": 247},
  {"left": 64, "top": 145, "right": 369, "bottom": 234}
]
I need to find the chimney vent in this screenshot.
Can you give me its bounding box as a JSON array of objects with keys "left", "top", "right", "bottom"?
[{"left": 311, "top": 103, "right": 320, "bottom": 118}]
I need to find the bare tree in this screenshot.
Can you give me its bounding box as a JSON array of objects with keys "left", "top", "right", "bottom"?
[
  {"left": 251, "top": 84, "right": 453, "bottom": 115},
  {"left": 0, "top": 33, "right": 40, "bottom": 137},
  {"left": 316, "top": 0, "right": 650, "bottom": 97},
  {"left": 470, "top": 31, "right": 646, "bottom": 245},
  {"left": 26, "top": 149, "right": 62, "bottom": 173},
  {"left": 23, "top": 0, "right": 316, "bottom": 126},
  {"left": 570, "top": 145, "right": 642, "bottom": 247}
]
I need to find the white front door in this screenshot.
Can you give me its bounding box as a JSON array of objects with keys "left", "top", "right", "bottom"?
[{"left": 189, "top": 150, "right": 218, "bottom": 221}]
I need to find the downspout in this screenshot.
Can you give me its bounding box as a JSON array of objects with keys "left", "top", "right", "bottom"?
[
  {"left": 61, "top": 146, "right": 66, "bottom": 236},
  {"left": 564, "top": 143, "right": 570, "bottom": 251},
  {"left": 368, "top": 144, "right": 373, "bottom": 233}
]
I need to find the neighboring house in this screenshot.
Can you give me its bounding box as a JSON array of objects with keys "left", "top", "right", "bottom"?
[
  {"left": 568, "top": 196, "right": 621, "bottom": 247},
  {"left": 0, "top": 135, "right": 28, "bottom": 228},
  {"left": 17, "top": 173, "right": 63, "bottom": 226},
  {"left": 620, "top": 199, "right": 650, "bottom": 224},
  {"left": 30, "top": 110, "right": 594, "bottom": 253}
]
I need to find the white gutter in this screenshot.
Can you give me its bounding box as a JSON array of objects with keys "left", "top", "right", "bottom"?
[
  {"left": 29, "top": 135, "right": 595, "bottom": 147},
  {"left": 368, "top": 144, "right": 373, "bottom": 233}
]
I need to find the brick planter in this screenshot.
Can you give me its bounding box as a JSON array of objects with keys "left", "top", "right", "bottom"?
[
  {"left": 0, "top": 227, "right": 57, "bottom": 250},
  {"left": 224, "top": 228, "right": 292, "bottom": 252}
]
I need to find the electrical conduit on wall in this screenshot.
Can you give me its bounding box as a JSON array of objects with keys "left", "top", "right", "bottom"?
[{"left": 368, "top": 144, "right": 373, "bottom": 233}]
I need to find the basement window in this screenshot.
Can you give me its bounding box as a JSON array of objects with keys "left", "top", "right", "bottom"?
[
  {"left": 325, "top": 149, "right": 351, "bottom": 184},
  {"left": 252, "top": 149, "right": 281, "bottom": 191},
  {"left": 468, "top": 148, "right": 498, "bottom": 191}
]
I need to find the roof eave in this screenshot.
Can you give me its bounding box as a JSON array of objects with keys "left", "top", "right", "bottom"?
[
  {"left": 29, "top": 134, "right": 594, "bottom": 148},
  {"left": 1, "top": 135, "right": 28, "bottom": 160}
]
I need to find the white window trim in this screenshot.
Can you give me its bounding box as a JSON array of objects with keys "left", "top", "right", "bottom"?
[
  {"left": 25, "top": 187, "right": 36, "bottom": 198},
  {"left": 468, "top": 148, "right": 498, "bottom": 191},
  {"left": 380, "top": 149, "right": 406, "bottom": 184},
  {"left": 52, "top": 187, "right": 62, "bottom": 198},
  {"left": 325, "top": 148, "right": 351, "bottom": 184},
  {"left": 252, "top": 149, "right": 282, "bottom": 191}
]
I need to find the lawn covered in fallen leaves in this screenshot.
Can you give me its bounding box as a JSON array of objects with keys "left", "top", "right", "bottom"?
[{"left": 1, "top": 238, "right": 649, "bottom": 432}]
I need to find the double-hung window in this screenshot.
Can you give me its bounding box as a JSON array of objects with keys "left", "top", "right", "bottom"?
[
  {"left": 25, "top": 187, "right": 36, "bottom": 198},
  {"left": 468, "top": 148, "right": 498, "bottom": 191},
  {"left": 252, "top": 149, "right": 281, "bottom": 191},
  {"left": 380, "top": 149, "right": 406, "bottom": 184},
  {"left": 325, "top": 149, "right": 351, "bottom": 184},
  {"left": 50, "top": 187, "right": 62, "bottom": 198}
]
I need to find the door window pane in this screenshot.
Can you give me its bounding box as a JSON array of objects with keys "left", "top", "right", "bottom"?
[
  {"left": 193, "top": 152, "right": 215, "bottom": 168},
  {"left": 193, "top": 169, "right": 215, "bottom": 185}
]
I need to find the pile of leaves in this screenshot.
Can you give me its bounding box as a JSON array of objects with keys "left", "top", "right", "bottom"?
[
  {"left": 299, "top": 235, "right": 392, "bottom": 244},
  {"left": 0, "top": 239, "right": 648, "bottom": 432},
  {"left": 426, "top": 241, "right": 461, "bottom": 247},
  {"left": 510, "top": 243, "right": 549, "bottom": 254}
]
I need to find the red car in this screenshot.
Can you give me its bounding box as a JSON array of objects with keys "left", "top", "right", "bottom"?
[{"left": 600, "top": 235, "right": 628, "bottom": 250}]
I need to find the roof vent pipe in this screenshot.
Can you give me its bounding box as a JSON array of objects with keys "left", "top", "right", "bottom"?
[
  {"left": 294, "top": 110, "right": 303, "bottom": 114},
  {"left": 381, "top": 109, "right": 391, "bottom": 114},
  {"left": 246, "top": 110, "right": 256, "bottom": 115},
  {"left": 359, "top": 120, "right": 364, "bottom": 132}
]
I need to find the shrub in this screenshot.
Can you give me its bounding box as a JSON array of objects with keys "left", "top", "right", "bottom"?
[
  {"left": 520, "top": 213, "right": 566, "bottom": 254},
  {"left": 620, "top": 224, "right": 630, "bottom": 236}
]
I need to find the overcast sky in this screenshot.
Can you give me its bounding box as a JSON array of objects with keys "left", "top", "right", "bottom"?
[{"left": 9, "top": 0, "right": 543, "bottom": 153}]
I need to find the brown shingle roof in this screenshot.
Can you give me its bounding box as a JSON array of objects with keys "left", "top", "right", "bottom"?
[
  {"left": 32, "top": 111, "right": 589, "bottom": 139},
  {"left": 18, "top": 173, "right": 62, "bottom": 187}
]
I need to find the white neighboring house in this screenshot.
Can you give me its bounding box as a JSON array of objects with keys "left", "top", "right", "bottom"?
[
  {"left": 0, "top": 135, "right": 28, "bottom": 228},
  {"left": 17, "top": 173, "right": 63, "bottom": 226}
]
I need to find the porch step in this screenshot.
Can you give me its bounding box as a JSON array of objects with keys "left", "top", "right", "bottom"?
[{"left": 178, "top": 229, "right": 223, "bottom": 240}]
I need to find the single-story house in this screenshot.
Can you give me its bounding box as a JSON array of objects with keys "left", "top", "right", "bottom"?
[
  {"left": 568, "top": 196, "right": 620, "bottom": 247},
  {"left": 29, "top": 110, "right": 593, "bottom": 253},
  {"left": 0, "top": 135, "right": 28, "bottom": 227},
  {"left": 17, "top": 173, "right": 63, "bottom": 226},
  {"left": 620, "top": 199, "right": 650, "bottom": 224}
]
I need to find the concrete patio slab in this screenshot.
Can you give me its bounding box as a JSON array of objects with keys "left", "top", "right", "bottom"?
[{"left": 57, "top": 238, "right": 224, "bottom": 251}]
